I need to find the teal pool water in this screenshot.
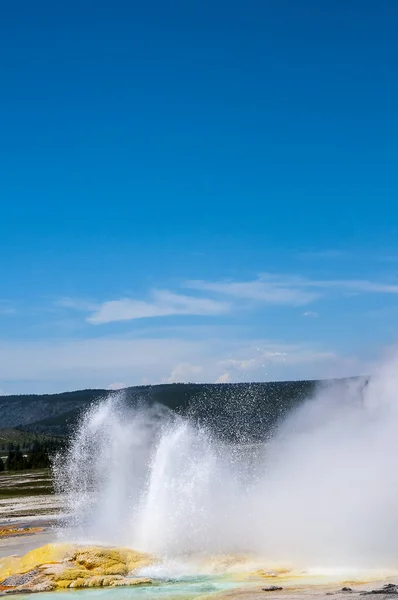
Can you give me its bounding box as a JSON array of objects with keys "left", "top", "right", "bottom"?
[{"left": 14, "top": 575, "right": 244, "bottom": 600}]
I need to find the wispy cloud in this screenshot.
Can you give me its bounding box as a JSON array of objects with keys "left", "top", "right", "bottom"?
[
  {"left": 87, "top": 290, "right": 230, "bottom": 324},
  {"left": 303, "top": 311, "right": 319, "bottom": 318},
  {"left": 54, "top": 273, "right": 398, "bottom": 329},
  {"left": 186, "top": 274, "right": 398, "bottom": 303},
  {"left": 186, "top": 276, "right": 320, "bottom": 306},
  {"left": 313, "top": 279, "right": 398, "bottom": 293}
]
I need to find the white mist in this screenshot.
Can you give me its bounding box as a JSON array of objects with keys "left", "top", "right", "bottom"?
[{"left": 53, "top": 354, "right": 398, "bottom": 571}]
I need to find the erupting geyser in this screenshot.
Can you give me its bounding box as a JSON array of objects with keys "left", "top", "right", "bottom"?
[{"left": 53, "top": 354, "right": 398, "bottom": 571}]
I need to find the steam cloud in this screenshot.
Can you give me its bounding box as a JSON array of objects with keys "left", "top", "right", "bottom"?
[{"left": 53, "top": 354, "right": 398, "bottom": 571}]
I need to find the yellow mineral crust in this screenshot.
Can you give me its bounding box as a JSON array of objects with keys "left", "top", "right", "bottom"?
[
  {"left": 0, "top": 543, "right": 73, "bottom": 579},
  {"left": 0, "top": 543, "right": 154, "bottom": 594},
  {"left": 0, "top": 527, "right": 43, "bottom": 538}
]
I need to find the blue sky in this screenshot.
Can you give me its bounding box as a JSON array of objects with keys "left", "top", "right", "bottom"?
[{"left": 1, "top": 0, "right": 398, "bottom": 393}]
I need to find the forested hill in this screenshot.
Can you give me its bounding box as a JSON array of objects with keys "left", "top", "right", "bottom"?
[{"left": 0, "top": 378, "right": 363, "bottom": 442}]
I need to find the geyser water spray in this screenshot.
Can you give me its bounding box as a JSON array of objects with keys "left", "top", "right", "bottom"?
[{"left": 53, "top": 354, "right": 398, "bottom": 570}]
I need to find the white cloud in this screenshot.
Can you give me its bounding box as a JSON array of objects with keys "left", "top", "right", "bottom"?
[
  {"left": 56, "top": 273, "right": 398, "bottom": 330},
  {"left": 0, "top": 335, "right": 362, "bottom": 394},
  {"left": 88, "top": 290, "right": 230, "bottom": 324},
  {"left": 303, "top": 311, "right": 319, "bottom": 318},
  {"left": 167, "top": 363, "right": 203, "bottom": 383},
  {"left": 215, "top": 372, "right": 231, "bottom": 383},
  {"left": 107, "top": 382, "right": 127, "bottom": 390},
  {"left": 217, "top": 343, "right": 361, "bottom": 382}
]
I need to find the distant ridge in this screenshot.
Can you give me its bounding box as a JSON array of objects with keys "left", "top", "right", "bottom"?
[{"left": 0, "top": 378, "right": 365, "bottom": 442}]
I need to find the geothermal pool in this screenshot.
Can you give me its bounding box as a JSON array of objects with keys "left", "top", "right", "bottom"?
[{"left": 10, "top": 575, "right": 248, "bottom": 600}]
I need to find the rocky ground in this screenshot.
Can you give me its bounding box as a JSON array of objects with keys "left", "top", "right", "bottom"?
[
  {"left": 213, "top": 583, "right": 398, "bottom": 600},
  {"left": 0, "top": 470, "right": 61, "bottom": 558}
]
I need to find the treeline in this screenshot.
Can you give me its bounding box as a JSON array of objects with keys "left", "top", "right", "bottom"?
[
  {"left": 0, "top": 440, "right": 41, "bottom": 452},
  {"left": 0, "top": 439, "right": 63, "bottom": 472}
]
